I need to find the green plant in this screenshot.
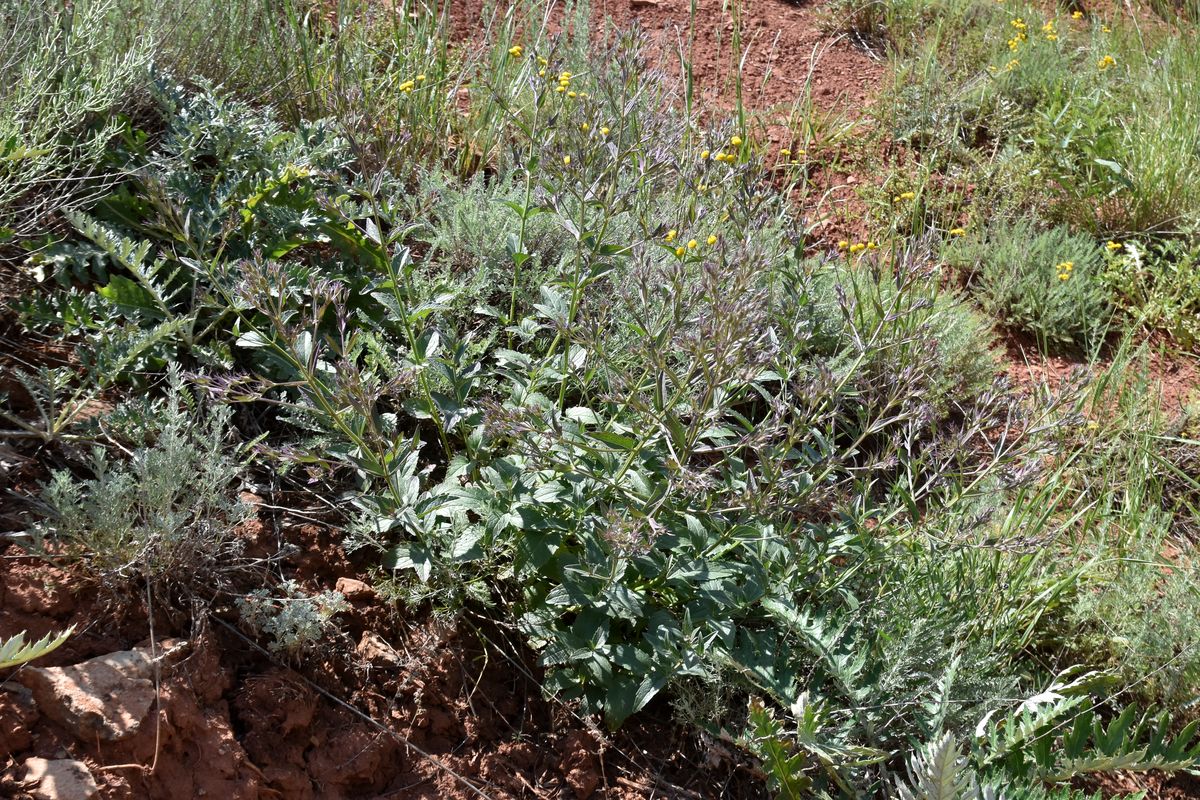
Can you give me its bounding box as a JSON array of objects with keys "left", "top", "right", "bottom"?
[
  {"left": 237, "top": 580, "right": 349, "bottom": 654},
  {"left": 1103, "top": 237, "right": 1200, "bottom": 347},
  {"left": 947, "top": 219, "right": 1111, "bottom": 353},
  {"left": 0, "top": 628, "right": 73, "bottom": 670},
  {"left": 24, "top": 369, "right": 251, "bottom": 588},
  {"left": 0, "top": 0, "right": 151, "bottom": 237}
]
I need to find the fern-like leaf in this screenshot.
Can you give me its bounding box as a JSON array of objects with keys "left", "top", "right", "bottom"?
[
  {"left": 897, "top": 733, "right": 981, "bottom": 800},
  {"left": 0, "top": 627, "right": 73, "bottom": 669}
]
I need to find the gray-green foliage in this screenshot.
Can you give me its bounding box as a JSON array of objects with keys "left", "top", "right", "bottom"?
[
  {"left": 26, "top": 369, "right": 249, "bottom": 585},
  {"left": 0, "top": 0, "right": 151, "bottom": 236},
  {"left": 1070, "top": 538, "right": 1200, "bottom": 709},
  {"left": 237, "top": 580, "right": 349, "bottom": 654},
  {"left": 946, "top": 220, "right": 1111, "bottom": 353}
]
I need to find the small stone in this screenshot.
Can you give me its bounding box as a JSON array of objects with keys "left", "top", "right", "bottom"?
[
  {"left": 22, "top": 758, "right": 99, "bottom": 800},
  {"left": 334, "top": 577, "right": 374, "bottom": 601},
  {"left": 356, "top": 632, "right": 402, "bottom": 666},
  {"left": 19, "top": 647, "right": 157, "bottom": 742}
]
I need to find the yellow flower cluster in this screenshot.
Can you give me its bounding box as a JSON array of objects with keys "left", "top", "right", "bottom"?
[
  {"left": 508, "top": 45, "right": 523, "bottom": 58},
  {"left": 1106, "top": 240, "right": 1123, "bottom": 252},
  {"left": 666, "top": 229, "right": 719, "bottom": 253},
  {"left": 1071, "top": 10, "right": 1083, "bottom": 19},
  {"left": 713, "top": 152, "right": 736, "bottom": 163},
  {"left": 1098, "top": 54, "right": 1116, "bottom": 71},
  {"left": 556, "top": 71, "right": 574, "bottom": 95},
  {"left": 1056, "top": 260, "right": 1074, "bottom": 281},
  {"left": 948, "top": 227, "right": 967, "bottom": 236},
  {"left": 1043, "top": 19, "right": 1058, "bottom": 40},
  {"left": 893, "top": 191, "right": 916, "bottom": 203},
  {"left": 399, "top": 74, "right": 426, "bottom": 93},
  {"left": 1008, "top": 18, "right": 1028, "bottom": 50},
  {"left": 847, "top": 241, "right": 878, "bottom": 254}
]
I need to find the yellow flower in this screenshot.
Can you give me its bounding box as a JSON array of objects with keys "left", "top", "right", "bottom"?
[
  {"left": 1058, "top": 273, "right": 1070, "bottom": 281},
  {"left": 1086, "top": 420, "right": 1099, "bottom": 430},
  {"left": 687, "top": 239, "right": 698, "bottom": 250},
  {"left": 675, "top": 246, "right": 685, "bottom": 257},
  {"left": 1102, "top": 24, "right": 1111, "bottom": 32},
  {"left": 416, "top": 74, "right": 426, "bottom": 82},
  {"left": 581, "top": 122, "right": 589, "bottom": 131},
  {"left": 1098, "top": 54, "right": 1116, "bottom": 70},
  {"left": 665, "top": 229, "right": 677, "bottom": 243},
  {"left": 731, "top": 135, "right": 743, "bottom": 146},
  {"left": 508, "top": 45, "right": 523, "bottom": 58},
  {"left": 1072, "top": 10, "right": 1083, "bottom": 18},
  {"left": 780, "top": 148, "right": 791, "bottom": 156},
  {"left": 1106, "top": 240, "right": 1122, "bottom": 251},
  {"left": 538, "top": 56, "right": 548, "bottom": 66},
  {"left": 559, "top": 71, "right": 572, "bottom": 81},
  {"left": 399, "top": 80, "right": 416, "bottom": 92},
  {"left": 600, "top": 126, "right": 610, "bottom": 135},
  {"left": 849, "top": 243, "right": 866, "bottom": 253},
  {"left": 1046, "top": 32, "right": 1058, "bottom": 40},
  {"left": 701, "top": 149, "right": 710, "bottom": 160},
  {"left": 707, "top": 235, "right": 718, "bottom": 245},
  {"left": 555, "top": 85, "right": 566, "bottom": 93},
  {"left": 1011, "top": 17, "right": 1026, "bottom": 29},
  {"left": 563, "top": 155, "right": 571, "bottom": 165},
  {"left": 568, "top": 91, "right": 577, "bottom": 98},
  {"left": 697, "top": 183, "right": 708, "bottom": 193},
  {"left": 867, "top": 241, "right": 878, "bottom": 250},
  {"left": 949, "top": 228, "right": 966, "bottom": 236},
  {"left": 539, "top": 68, "right": 546, "bottom": 77}
]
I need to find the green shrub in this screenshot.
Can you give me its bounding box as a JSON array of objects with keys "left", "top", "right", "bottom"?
[
  {"left": 25, "top": 370, "right": 250, "bottom": 588},
  {"left": 10, "top": 7, "right": 1200, "bottom": 797},
  {"left": 948, "top": 220, "right": 1111, "bottom": 353}
]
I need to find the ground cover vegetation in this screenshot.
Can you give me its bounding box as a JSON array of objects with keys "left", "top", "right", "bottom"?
[{"left": 2, "top": 0, "right": 1199, "bottom": 796}]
